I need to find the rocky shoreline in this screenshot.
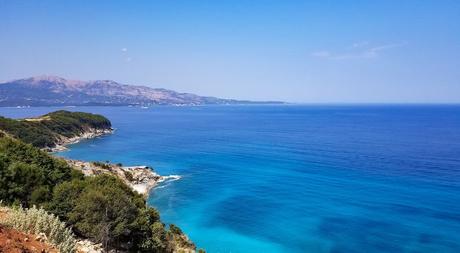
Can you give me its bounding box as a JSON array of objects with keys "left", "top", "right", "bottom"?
[
  {"left": 47, "top": 128, "right": 113, "bottom": 152},
  {"left": 65, "top": 159, "right": 180, "bottom": 196},
  {"left": 51, "top": 127, "right": 182, "bottom": 196}
]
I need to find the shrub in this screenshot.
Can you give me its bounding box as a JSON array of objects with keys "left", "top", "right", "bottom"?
[
  {"left": 92, "top": 161, "right": 111, "bottom": 170},
  {"left": 169, "top": 224, "right": 183, "bottom": 235},
  {"left": 51, "top": 175, "right": 146, "bottom": 251},
  {"left": 2, "top": 205, "right": 77, "bottom": 253},
  {"left": 0, "top": 137, "right": 77, "bottom": 206},
  {"left": 124, "top": 170, "right": 134, "bottom": 181}
]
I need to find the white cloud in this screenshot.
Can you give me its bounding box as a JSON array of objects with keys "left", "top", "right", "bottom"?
[
  {"left": 120, "top": 48, "right": 132, "bottom": 62},
  {"left": 311, "top": 51, "right": 331, "bottom": 58},
  {"left": 312, "top": 41, "right": 407, "bottom": 60},
  {"left": 352, "top": 41, "right": 369, "bottom": 48}
]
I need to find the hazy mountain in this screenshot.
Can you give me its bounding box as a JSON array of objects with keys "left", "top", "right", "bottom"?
[{"left": 0, "top": 76, "right": 282, "bottom": 106}]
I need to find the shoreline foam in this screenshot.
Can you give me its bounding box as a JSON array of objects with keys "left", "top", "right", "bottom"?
[{"left": 64, "top": 159, "right": 180, "bottom": 196}]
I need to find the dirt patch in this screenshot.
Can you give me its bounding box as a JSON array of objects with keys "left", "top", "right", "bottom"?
[{"left": 0, "top": 225, "right": 58, "bottom": 253}]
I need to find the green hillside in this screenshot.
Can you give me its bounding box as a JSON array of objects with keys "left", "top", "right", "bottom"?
[
  {"left": 0, "top": 110, "right": 111, "bottom": 148},
  {"left": 0, "top": 133, "right": 196, "bottom": 252}
]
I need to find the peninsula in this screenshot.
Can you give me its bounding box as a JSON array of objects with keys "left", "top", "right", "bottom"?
[{"left": 0, "top": 110, "right": 112, "bottom": 151}]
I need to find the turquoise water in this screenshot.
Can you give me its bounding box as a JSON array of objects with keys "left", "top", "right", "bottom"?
[{"left": 2, "top": 105, "right": 460, "bottom": 253}]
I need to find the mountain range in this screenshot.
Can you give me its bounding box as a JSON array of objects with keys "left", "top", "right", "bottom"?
[{"left": 0, "top": 76, "right": 282, "bottom": 106}]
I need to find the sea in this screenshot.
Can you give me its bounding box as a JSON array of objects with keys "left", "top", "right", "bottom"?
[{"left": 1, "top": 105, "right": 459, "bottom": 253}]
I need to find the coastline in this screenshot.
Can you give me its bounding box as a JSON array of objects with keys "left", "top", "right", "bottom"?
[
  {"left": 46, "top": 126, "right": 192, "bottom": 252},
  {"left": 0, "top": 110, "right": 196, "bottom": 252},
  {"left": 52, "top": 128, "right": 180, "bottom": 196},
  {"left": 48, "top": 128, "right": 113, "bottom": 152},
  {"left": 65, "top": 159, "right": 181, "bottom": 196}
]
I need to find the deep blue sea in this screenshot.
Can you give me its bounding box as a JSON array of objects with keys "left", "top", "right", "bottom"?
[{"left": 1, "top": 105, "right": 460, "bottom": 253}]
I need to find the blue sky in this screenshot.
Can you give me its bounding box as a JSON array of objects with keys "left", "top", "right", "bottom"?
[{"left": 1, "top": 1, "right": 459, "bottom": 103}]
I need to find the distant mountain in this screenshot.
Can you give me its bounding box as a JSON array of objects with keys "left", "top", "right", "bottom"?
[{"left": 0, "top": 76, "right": 283, "bottom": 106}]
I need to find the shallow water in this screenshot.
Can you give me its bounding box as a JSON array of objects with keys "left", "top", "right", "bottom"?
[{"left": 2, "top": 105, "right": 460, "bottom": 253}]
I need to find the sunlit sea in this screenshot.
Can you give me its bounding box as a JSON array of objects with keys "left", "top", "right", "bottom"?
[{"left": 2, "top": 105, "right": 460, "bottom": 253}]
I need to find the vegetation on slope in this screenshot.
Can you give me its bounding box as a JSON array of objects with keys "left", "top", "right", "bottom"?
[
  {"left": 0, "top": 133, "right": 77, "bottom": 205},
  {"left": 0, "top": 110, "right": 111, "bottom": 148},
  {"left": 1, "top": 205, "right": 77, "bottom": 252},
  {"left": 0, "top": 133, "right": 196, "bottom": 252}
]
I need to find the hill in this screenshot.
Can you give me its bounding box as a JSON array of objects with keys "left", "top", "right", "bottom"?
[
  {"left": 0, "top": 75, "right": 283, "bottom": 106},
  {"left": 0, "top": 110, "right": 112, "bottom": 149}
]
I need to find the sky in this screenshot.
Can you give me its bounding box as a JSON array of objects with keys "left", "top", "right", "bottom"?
[{"left": 0, "top": 0, "right": 459, "bottom": 103}]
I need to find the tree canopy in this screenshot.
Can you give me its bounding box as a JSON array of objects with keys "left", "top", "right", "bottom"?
[{"left": 0, "top": 110, "right": 111, "bottom": 148}]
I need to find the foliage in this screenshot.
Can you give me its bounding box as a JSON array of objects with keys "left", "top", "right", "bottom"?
[
  {"left": 0, "top": 136, "right": 80, "bottom": 206},
  {"left": 169, "top": 224, "right": 183, "bottom": 235},
  {"left": 47, "top": 174, "right": 198, "bottom": 252},
  {"left": 0, "top": 135, "right": 183, "bottom": 252},
  {"left": 0, "top": 110, "right": 111, "bottom": 148},
  {"left": 166, "top": 224, "right": 196, "bottom": 251},
  {"left": 2, "top": 205, "right": 77, "bottom": 253},
  {"left": 68, "top": 175, "right": 144, "bottom": 249},
  {"left": 91, "top": 161, "right": 111, "bottom": 170},
  {"left": 124, "top": 170, "right": 134, "bottom": 181},
  {"left": 46, "top": 179, "right": 88, "bottom": 221},
  {"left": 47, "top": 174, "right": 183, "bottom": 252}
]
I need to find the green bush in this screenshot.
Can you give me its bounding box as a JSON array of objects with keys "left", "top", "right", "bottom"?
[
  {"left": 67, "top": 175, "right": 144, "bottom": 248},
  {"left": 91, "top": 161, "right": 111, "bottom": 170},
  {"left": 0, "top": 137, "right": 78, "bottom": 206},
  {"left": 124, "top": 170, "right": 134, "bottom": 181},
  {"left": 48, "top": 174, "right": 176, "bottom": 252}
]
